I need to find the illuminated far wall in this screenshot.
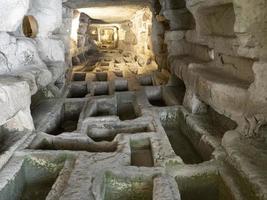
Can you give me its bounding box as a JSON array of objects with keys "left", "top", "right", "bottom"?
[
  {"left": 89, "top": 24, "right": 119, "bottom": 49},
  {"left": 130, "top": 7, "right": 153, "bottom": 57},
  {"left": 71, "top": 10, "right": 80, "bottom": 44},
  {"left": 116, "top": 7, "right": 153, "bottom": 58}
]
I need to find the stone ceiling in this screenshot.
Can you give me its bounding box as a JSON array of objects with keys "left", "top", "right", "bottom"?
[
  {"left": 78, "top": 5, "right": 147, "bottom": 23},
  {"left": 63, "top": 0, "right": 150, "bottom": 8},
  {"left": 63, "top": 0, "right": 151, "bottom": 22}
]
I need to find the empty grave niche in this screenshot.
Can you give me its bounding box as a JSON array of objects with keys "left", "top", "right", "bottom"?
[
  {"left": 99, "top": 62, "right": 110, "bottom": 68},
  {"left": 93, "top": 82, "right": 109, "bottom": 96},
  {"left": 46, "top": 101, "right": 84, "bottom": 135},
  {"left": 28, "top": 135, "right": 118, "bottom": 152},
  {"left": 163, "top": 125, "right": 205, "bottom": 164},
  {"left": 67, "top": 82, "right": 89, "bottom": 98},
  {"left": 102, "top": 172, "right": 153, "bottom": 200},
  {"left": 89, "top": 93, "right": 139, "bottom": 120},
  {"left": 115, "top": 79, "right": 128, "bottom": 92},
  {"left": 160, "top": 108, "right": 215, "bottom": 164},
  {"left": 0, "top": 156, "right": 66, "bottom": 200},
  {"left": 96, "top": 72, "right": 108, "bottom": 81},
  {"left": 87, "top": 122, "right": 152, "bottom": 142},
  {"left": 146, "top": 86, "right": 182, "bottom": 107},
  {"left": 146, "top": 87, "right": 168, "bottom": 107},
  {"left": 72, "top": 72, "right": 86, "bottom": 81},
  {"left": 160, "top": 113, "right": 205, "bottom": 164},
  {"left": 168, "top": 106, "right": 237, "bottom": 162},
  {"left": 117, "top": 92, "right": 139, "bottom": 121},
  {"left": 175, "top": 172, "right": 235, "bottom": 200},
  {"left": 130, "top": 138, "right": 154, "bottom": 167},
  {"left": 197, "top": 3, "right": 236, "bottom": 37},
  {"left": 139, "top": 75, "right": 154, "bottom": 86},
  {"left": 113, "top": 69, "right": 124, "bottom": 78},
  {"left": 90, "top": 98, "right": 117, "bottom": 117}
]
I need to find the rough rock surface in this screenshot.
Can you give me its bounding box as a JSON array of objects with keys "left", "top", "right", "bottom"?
[
  {"left": 0, "top": 76, "right": 34, "bottom": 130},
  {"left": 0, "top": 0, "right": 30, "bottom": 32},
  {"left": 28, "top": 0, "right": 62, "bottom": 37}
]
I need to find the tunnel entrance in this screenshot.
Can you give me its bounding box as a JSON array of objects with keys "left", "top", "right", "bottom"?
[{"left": 89, "top": 25, "right": 119, "bottom": 49}]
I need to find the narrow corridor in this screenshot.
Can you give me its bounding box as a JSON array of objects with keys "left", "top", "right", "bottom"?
[{"left": 0, "top": 0, "right": 266, "bottom": 199}]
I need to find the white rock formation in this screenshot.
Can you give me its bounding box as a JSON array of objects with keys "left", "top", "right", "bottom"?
[
  {"left": 0, "top": 0, "right": 30, "bottom": 32},
  {"left": 35, "top": 38, "right": 65, "bottom": 63},
  {"left": 28, "top": 0, "right": 62, "bottom": 37},
  {"left": 0, "top": 32, "right": 52, "bottom": 93},
  {"left": 0, "top": 76, "right": 34, "bottom": 130}
]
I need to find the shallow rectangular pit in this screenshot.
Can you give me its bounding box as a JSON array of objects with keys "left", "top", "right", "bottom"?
[
  {"left": 89, "top": 98, "right": 117, "bottom": 118},
  {"left": 0, "top": 156, "right": 65, "bottom": 200},
  {"left": 113, "top": 70, "right": 124, "bottom": 77},
  {"left": 92, "top": 109, "right": 113, "bottom": 117},
  {"left": 96, "top": 72, "right": 108, "bottom": 81},
  {"left": 100, "top": 62, "right": 110, "bottom": 67},
  {"left": 117, "top": 92, "right": 138, "bottom": 120},
  {"left": 176, "top": 173, "right": 235, "bottom": 200},
  {"left": 94, "top": 83, "right": 109, "bottom": 96},
  {"left": 131, "top": 138, "right": 154, "bottom": 167},
  {"left": 160, "top": 110, "right": 213, "bottom": 163},
  {"left": 103, "top": 172, "right": 153, "bottom": 200},
  {"left": 139, "top": 76, "right": 153, "bottom": 86},
  {"left": 47, "top": 101, "right": 84, "bottom": 135},
  {"left": 29, "top": 138, "right": 118, "bottom": 152},
  {"left": 147, "top": 92, "right": 167, "bottom": 107},
  {"left": 117, "top": 102, "right": 137, "bottom": 121},
  {"left": 149, "top": 98, "right": 167, "bottom": 107},
  {"left": 146, "top": 87, "right": 168, "bottom": 107},
  {"left": 91, "top": 93, "right": 139, "bottom": 121},
  {"left": 115, "top": 80, "right": 128, "bottom": 92},
  {"left": 88, "top": 124, "right": 151, "bottom": 142},
  {"left": 72, "top": 73, "right": 86, "bottom": 81},
  {"left": 163, "top": 124, "right": 204, "bottom": 164},
  {"left": 104, "top": 58, "right": 112, "bottom": 62},
  {"left": 67, "top": 83, "right": 88, "bottom": 98},
  {"left": 160, "top": 107, "right": 237, "bottom": 163}
]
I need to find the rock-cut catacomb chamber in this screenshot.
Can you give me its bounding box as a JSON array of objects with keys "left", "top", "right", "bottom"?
[{"left": 0, "top": 0, "right": 267, "bottom": 199}]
